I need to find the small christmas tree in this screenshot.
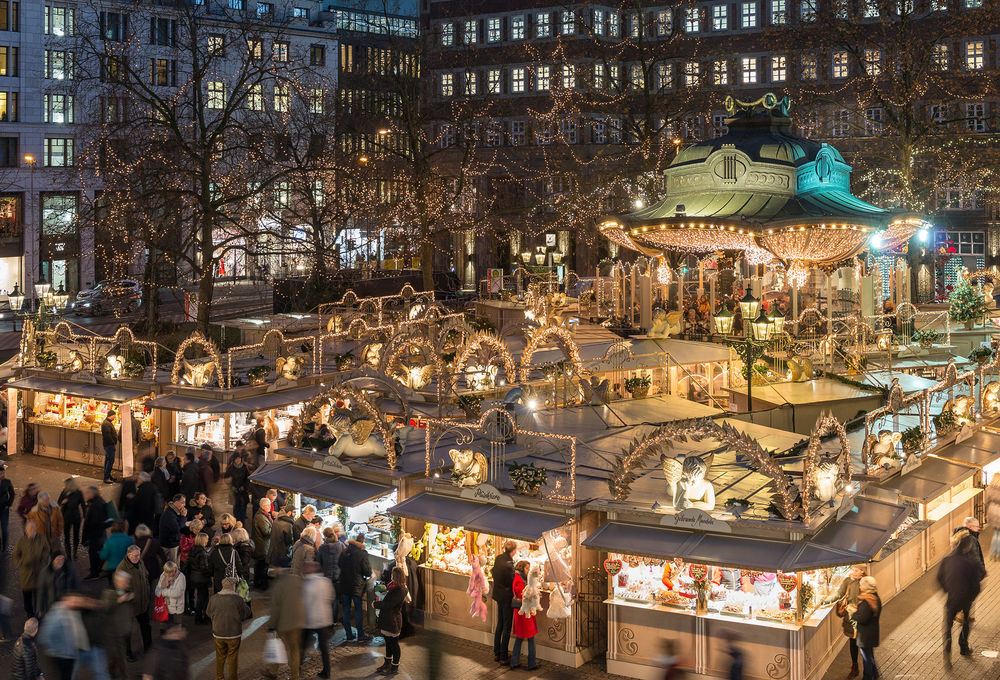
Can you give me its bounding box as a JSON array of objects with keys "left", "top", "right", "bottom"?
[{"left": 949, "top": 279, "right": 988, "bottom": 325}]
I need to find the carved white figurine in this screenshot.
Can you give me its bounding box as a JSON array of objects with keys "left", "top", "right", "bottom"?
[
  {"left": 67, "top": 350, "right": 84, "bottom": 373},
  {"left": 649, "top": 309, "right": 683, "bottom": 338},
  {"left": 182, "top": 357, "right": 216, "bottom": 387},
  {"left": 672, "top": 455, "right": 716, "bottom": 511},
  {"left": 395, "top": 533, "right": 414, "bottom": 577},
  {"left": 466, "top": 364, "right": 498, "bottom": 391},
  {"left": 518, "top": 565, "right": 543, "bottom": 617},
  {"left": 787, "top": 357, "right": 816, "bottom": 382},
  {"left": 985, "top": 382, "right": 1000, "bottom": 411},
  {"left": 868, "top": 430, "right": 902, "bottom": 469},
  {"left": 579, "top": 375, "right": 610, "bottom": 405},
  {"left": 326, "top": 412, "right": 387, "bottom": 458},
  {"left": 275, "top": 355, "right": 305, "bottom": 380},
  {"left": 984, "top": 283, "right": 997, "bottom": 309},
  {"left": 105, "top": 355, "right": 124, "bottom": 378},
  {"left": 943, "top": 396, "right": 973, "bottom": 424},
  {"left": 449, "top": 448, "right": 488, "bottom": 488},
  {"left": 813, "top": 456, "right": 842, "bottom": 503}
]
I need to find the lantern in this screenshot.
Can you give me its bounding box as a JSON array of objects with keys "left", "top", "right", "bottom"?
[
  {"left": 738, "top": 289, "right": 760, "bottom": 321},
  {"left": 751, "top": 308, "right": 774, "bottom": 341},
  {"left": 713, "top": 306, "right": 735, "bottom": 335},
  {"left": 768, "top": 307, "right": 785, "bottom": 337},
  {"left": 8, "top": 284, "right": 24, "bottom": 312}
]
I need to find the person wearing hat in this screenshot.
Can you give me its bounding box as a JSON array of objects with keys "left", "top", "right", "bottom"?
[
  {"left": 0, "top": 463, "right": 15, "bottom": 552},
  {"left": 101, "top": 410, "right": 119, "bottom": 484},
  {"left": 206, "top": 577, "right": 250, "bottom": 680}
]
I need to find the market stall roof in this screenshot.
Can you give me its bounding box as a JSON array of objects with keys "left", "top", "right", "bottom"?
[
  {"left": 582, "top": 497, "right": 908, "bottom": 571},
  {"left": 148, "top": 384, "right": 325, "bottom": 413},
  {"left": 960, "top": 429, "right": 1000, "bottom": 453},
  {"left": 724, "top": 378, "right": 882, "bottom": 405},
  {"left": 249, "top": 460, "right": 393, "bottom": 507},
  {"left": 872, "top": 457, "right": 977, "bottom": 503},
  {"left": 931, "top": 438, "right": 1000, "bottom": 469},
  {"left": 861, "top": 371, "right": 938, "bottom": 393},
  {"left": 388, "top": 492, "right": 568, "bottom": 542},
  {"left": 8, "top": 376, "right": 149, "bottom": 403}
]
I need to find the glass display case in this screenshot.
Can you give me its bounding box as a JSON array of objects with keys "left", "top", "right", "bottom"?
[
  {"left": 311, "top": 490, "right": 399, "bottom": 560},
  {"left": 176, "top": 404, "right": 304, "bottom": 449},
  {"left": 30, "top": 392, "right": 153, "bottom": 437}
]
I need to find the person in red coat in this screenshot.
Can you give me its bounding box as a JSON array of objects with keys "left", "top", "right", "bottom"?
[{"left": 509, "top": 561, "right": 539, "bottom": 671}]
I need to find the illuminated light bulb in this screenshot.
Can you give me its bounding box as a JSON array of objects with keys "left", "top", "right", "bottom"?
[{"left": 526, "top": 399, "right": 538, "bottom": 410}]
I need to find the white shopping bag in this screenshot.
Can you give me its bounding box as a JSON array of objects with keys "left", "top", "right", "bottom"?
[{"left": 263, "top": 633, "right": 288, "bottom": 665}]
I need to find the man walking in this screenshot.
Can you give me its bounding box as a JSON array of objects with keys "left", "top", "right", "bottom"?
[
  {"left": 491, "top": 540, "right": 517, "bottom": 664},
  {"left": 103, "top": 571, "right": 134, "bottom": 680},
  {"left": 0, "top": 463, "right": 15, "bottom": 552},
  {"left": 117, "top": 544, "right": 152, "bottom": 660},
  {"left": 263, "top": 568, "right": 305, "bottom": 680},
  {"left": 206, "top": 577, "right": 250, "bottom": 680},
  {"left": 82, "top": 487, "right": 108, "bottom": 580},
  {"left": 101, "top": 410, "right": 119, "bottom": 485},
  {"left": 252, "top": 498, "right": 272, "bottom": 590},
  {"left": 938, "top": 528, "right": 987, "bottom": 667},
  {"left": 301, "top": 561, "right": 334, "bottom": 679},
  {"left": 159, "top": 495, "right": 186, "bottom": 564}
]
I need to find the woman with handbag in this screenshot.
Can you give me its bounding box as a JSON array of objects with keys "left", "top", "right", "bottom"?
[
  {"left": 373, "top": 566, "right": 409, "bottom": 676},
  {"left": 154, "top": 561, "right": 186, "bottom": 631},
  {"left": 824, "top": 565, "right": 866, "bottom": 679},
  {"left": 848, "top": 577, "right": 881, "bottom": 680}
]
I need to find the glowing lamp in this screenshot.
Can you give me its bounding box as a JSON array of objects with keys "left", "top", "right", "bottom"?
[
  {"left": 521, "top": 251, "right": 532, "bottom": 264},
  {"left": 534, "top": 253, "right": 546, "bottom": 265},
  {"left": 738, "top": 289, "right": 760, "bottom": 320},
  {"left": 751, "top": 308, "right": 774, "bottom": 341},
  {"left": 768, "top": 307, "right": 785, "bottom": 337},
  {"left": 8, "top": 284, "right": 24, "bottom": 312},
  {"left": 53, "top": 283, "right": 69, "bottom": 310},
  {"left": 34, "top": 278, "right": 51, "bottom": 299},
  {"left": 713, "top": 306, "right": 735, "bottom": 335},
  {"left": 918, "top": 228, "right": 929, "bottom": 243}
]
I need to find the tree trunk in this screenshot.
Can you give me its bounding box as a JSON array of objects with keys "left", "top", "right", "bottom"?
[
  {"left": 143, "top": 249, "right": 159, "bottom": 332},
  {"left": 196, "top": 217, "right": 215, "bottom": 335},
  {"left": 421, "top": 237, "right": 434, "bottom": 292}
]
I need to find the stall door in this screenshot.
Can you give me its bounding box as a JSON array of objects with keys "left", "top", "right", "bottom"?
[{"left": 577, "top": 566, "right": 607, "bottom": 653}]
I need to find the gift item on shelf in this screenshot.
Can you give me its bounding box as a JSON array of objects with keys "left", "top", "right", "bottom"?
[
  {"left": 309, "top": 490, "right": 399, "bottom": 560},
  {"left": 29, "top": 392, "right": 153, "bottom": 437}
]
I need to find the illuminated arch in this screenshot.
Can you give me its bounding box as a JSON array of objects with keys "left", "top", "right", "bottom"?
[
  {"left": 291, "top": 385, "right": 398, "bottom": 468},
  {"left": 800, "top": 413, "right": 851, "bottom": 522},
  {"left": 170, "top": 332, "right": 222, "bottom": 386},
  {"left": 453, "top": 332, "right": 517, "bottom": 387},
  {"left": 519, "top": 325, "right": 583, "bottom": 382}
]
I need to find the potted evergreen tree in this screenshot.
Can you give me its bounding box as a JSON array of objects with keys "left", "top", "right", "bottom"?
[{"left": 949, "top": 279, "right": 989, "bottom": 330}]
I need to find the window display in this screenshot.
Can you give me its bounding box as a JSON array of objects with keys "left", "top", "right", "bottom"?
[
  {"left": 608, "top": 554, "right": 850, "bottom": 623},
  {"left": 176, "top": 403, "right": 304, "bottom": 449},
  {"left": 310, "top": 490, "right": 399, "bottom": 560},
  {"left": 30, "top": 392, "right": 152, "bottom": 437}
]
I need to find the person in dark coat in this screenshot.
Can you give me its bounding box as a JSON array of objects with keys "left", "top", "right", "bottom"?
[
  {"left": 187, "top": 493, "right": 215, "bottom": 533},
  {"left": 81, "top": 486, "right": 108, "bottom": 580},
  {"left": 267, "top": 506, "right": 295, "bottom": 569},
  {"left": 252, "top": 498, "right": 272, "bottom": 589},
  {"left": 134, "top": 524, "right": 166, "bottom": 583},
  {"left": 186, "top": 533, "right": 212, "bottom": 624},
  {"left": 848, "top": 576, "right": 881, "bottom": 680},
  {"left": 12, "top": 617, "right": 41, "bottom": 680},
  {"left": 490, "top": 540, "right": 517, "bottom": 663},
  {"left": 158, "top": 495, "right": 186, "bottom": 565},
  {"left": 317, "top": 527, "right": 342, "bottom": 593},
  {"left": 823, "top": 564, "right": 866, "bottom": 677},
  {"left": 117, "top": 474, "right": 137, "bottom": 522},
  {"left": 373, "top": 566, "right": 409, "bottom": 675},
  {"left": 955, "top": 517, "right": 985, "bottom": 569},
  {"left": 35, "top": 553, "right": 80, "bottom": 618},
  {"left": 201, "top": 444, "right": 221, "bottom": 483},
  {"left": 224, "top": 456, "right": 251, "bottom": 526},
  {"left": 338, "top": 532, "right": 372, "bottom": 642},
  {"left": 56, "top": 478, "right": 84, "bottom": 560},
  {"left": 164, "top": 452, "right": 182, "bottom": 498},
  {"left": 231, "top": 528, "right": 254, "bottom": 585},
  {"left": 197, "top": 451, "right": 214, "bottom": 495},
  {"left": 101, "top": 411, "right": 118, "bottom": 484},
  {"left": 17, "top": 483, "right": 39, "bottom": 524},
  {"left": 103, "top": 571, "right": 136, "bottom": 680},
  {"left": 939, "top": 528, "right": 987, "bottom": 666},
  {"left": 292, "top": 505, "right": 316, "bottom": 543},
  {"left": 117, "top": 544, "right": 152, "bottom": 658},
  {"left": 143, "top": 624, "right": 189, "bottom": 680},
  {"left": 0, "top": 463, "right": 15, "bottom": 552},
  {"left": 208, "top": 534, "right": 242, "bottom": 593},
  {"left": 151, "top": 458, "right": 172, "bottom": 514},
  {"left": 128, "top": 474, "right": 159, "bottom": 536},
  {"left": 180, "top": 451, "right": 200, "bottom": 502}
]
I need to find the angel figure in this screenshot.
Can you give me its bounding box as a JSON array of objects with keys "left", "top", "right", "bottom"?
[
  {"left": 182, "top": 357, "right": 216, "bottom": 387},
  {"left": 276, "top": 355, "right": 305, "bottom": 380},
  {"left": 67, "top": 350, "right": 85, "bottom": 373},
  {"left": 579, "top": 375, "right": 610, "bottom": 405},
  {"left": 670, "top": 455, "right": 716, "bottom": 511}
]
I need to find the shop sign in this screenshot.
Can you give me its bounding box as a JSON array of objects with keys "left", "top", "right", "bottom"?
[
  {"left": 459, "top": 483, "right": 514, "bottom": 507},
  {"left": 312, "top": 456, "right": 353, "bottom": 476},
  {"left": 901, "top": 453, "right": 922, "bottom": 477},
  {"left": 545, "top": 233, "right": 556, "bottom": 247},
  {"left": 660, "top": 508, "right": 731, "bottom": 534},
  {"left": 956, "top": 424, "right": 973, "bottom": 443}
]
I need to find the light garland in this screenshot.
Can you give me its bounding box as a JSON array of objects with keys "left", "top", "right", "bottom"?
[
  {"left": 453, "top": 332, "right": 517, "bottom": 388},
  {"left": 519, "top": 325, "right": 583, "bottom": 382},
  {"left": 170, "top": 331, "right": 223, "bottom": 386},
  {"left": 800, "top": 413, "right": 851, "bottom": 523},
  {"left": 224, "top": 328, "right": 307, "bottom": 388},
  {"left": 291, "top": 384, "right": 399, "bottom": 469}
]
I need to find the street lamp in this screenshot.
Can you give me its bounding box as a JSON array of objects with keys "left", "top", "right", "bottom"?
[
  {"left": 768, "top": 307, "right": 786, "bottom": 338},
  {"left": 750, "top": 308, "right": 774, "bottom": 341},
  {"left": 35, "top": 277, "right": 51, "bottom": 302},
  {"left": 738, "top": 289, "right": 760, "bottom": 324},
  {"left": 713, "top": 306, "right": 735, "bottom": 336},
  {"left": 53, "top": 283, "right": 68, "bottom": 311}
]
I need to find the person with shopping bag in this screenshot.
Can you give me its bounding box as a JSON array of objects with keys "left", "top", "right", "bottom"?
[
  {"left": 206, "top": 577, "right": 250, "bottom": 680},
  {"left": 154, "top": 562, "right": 186, "bottom": 630},
  {"left": 262, "top": 567, "right": 305, "bottom": 680}
]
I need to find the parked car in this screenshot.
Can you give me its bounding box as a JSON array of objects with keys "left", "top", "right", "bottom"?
[{"left": 71, "top": 279, "right": 142, "bottom": 316}]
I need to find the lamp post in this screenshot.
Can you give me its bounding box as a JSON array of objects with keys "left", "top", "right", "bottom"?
[
  {"left": 717, "top": 292, "right": 773, "bottom": 416},
  {"left": 8, "top": 283, "right": 24, "bottom": 331}
]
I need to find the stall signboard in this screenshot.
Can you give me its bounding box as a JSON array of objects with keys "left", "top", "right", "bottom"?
[
  {"left": 312, "top": 456, "right": 352, "bottom": 476},
  {"left": 659, "top": 508, "right": 732, "bottom": 533},
  {"left": 545, "top": 233, "right": 556, "bottom": 247},
  {"left": 459, "top": 483, "right": 514, "bottom": 507},
  {"left": 603, "top": 558, "right": 623, "bottom": 576},
  {"left": 956, "top": 424, "right": 973, "bottom": 443},
  {"left": 901, "top": 453, "right": 923, "bottom": 476}
]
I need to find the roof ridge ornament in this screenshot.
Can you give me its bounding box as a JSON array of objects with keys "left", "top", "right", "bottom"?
[{"left": 724, "top": 92, "right": 792, "bottom": 118}]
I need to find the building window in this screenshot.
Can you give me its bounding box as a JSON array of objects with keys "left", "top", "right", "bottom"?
[
  {"left": 150, "top": 58, "right": 176, "bottom": 86},
  {"left": 713, "top": 60, "right": 729, "bottom": 85},
  {"left": 740, "top": 2, "right": 757, "bottom": 28},
  {"left": 713, "top": 113, "right": 728, "bottom": 137},
  {"left": 273, "top": 41, "right": 288, "bottom": 61},
  {"left": 511, "top": 67, "right": 525, "bottom": 93},
  {"left": 208, "top": 34, "right": 225, "bottom": 56},
  {"left": 658, "top": 62, "right": 673, "bottom": 89},
  {"left": 771, "top": 55, "right": 786, "bottom": 82},
  {"left": 862, "top": 0, "right": 879, "bottom": 16},
  {"left": 741, "top": 57, "right": 758, "bottom": 84},
  {"left": 685, "top": 9, "right": 699, "bottom": 32},
  {"left": 832, "top": 51, "right": 849, "bottom": 78},
  {"left": 0, "top": 90, "right": 14, "bottom": 121},
  {"left": 101, "top": 11, "right": 126, "bottom": 41},
  {"left": 309, "top": 88, "right": 324, "bottom": 114},
  {"left": 256, "top": 2, "right": 272, "bottom": 17},
  {"left": 712, "top": 5, "right": 728, "bottom": 29},
  {"left": 462, "top": 71, "right": 476, "bottom": 95},
  {"left": 865, "top": 107, "right": 883, "bottom": 135},
  {"left": 834, "top": 0, "right": 848, "bottom": 17},
  {"left": 608, "top": 12, "right": 620, "bottom": 36},
  {"left": 439, "top": 73, "right": 454, "bottom": 97},
  {"left": 930, "top": 0, "right": 946, "bottom": 9},
  {"left": 801, "top": 53, "right": 818, "bottom": 80},
  {"left": 488, "top": 68, "right": 501, "bottom": 93},
  {"left": 800, "top": 0, "right": 816, "bottom": 21},
  {"left": 463, "top": 19, "right": 477, "bottom": 44},
  {"left": 561, "top": 10, "right": 575, "bottom": 35},
  {"left": 656, "top": 10, "right": 670, "bottom": 35},
  {"left": 440, "top": 23, "right": 453, "bottom": 46},
  {"left": 291, "top": 6, "right": 309, "bottom": 19},
  {"left": 487, "top": 17, "right": 501, "bottom": 42},
  {"left": 0, "top": 46, "right": 13, "bottom": 76},
  {"left": 309, "top": 44, "right": 325, "bottom": 66},
  {"left": 535, "top": 122, "right": 553, "bottom": 146},
  {"left": 933, "top": 44, "right": 949, "bottom": 70},
  {"left": 536, "top": 65, "right": 550, "bottom": 91},
  {"left": 592, "top": 120, "right": 606, "bottom": 144},
  {"left": 247, "top": 83, "right": 263, "bottom": 110},
  {"left": 609, "top": 117, "right": 622, "bottom": 143},
  {"left": 831, "top": 109, "right": 850, "bottom": 136},
  {"left": 629, "top": 12, "right": 640, "bottom": 37},
  {"left": 207, "top": 82, "right": 226, "bottom": 109},
  {"left": 45, "top": 6, "right": 73, "bottom": 36},
  {"left": 559, "top": 119, "right": 577, "bottom": 144},
  {"left": 562, "top": 64, "right": 576, "bottom": 89},
  {"left": 630, "top": 63, "right": 644, "bottom": 89},
  {"left": 273, "top": 84, "right": 289, "bottom": 111},
  {"left": 536, "top": 12, "right": 551, "bottom": 37},
  {"left": 864, "top": 49, "right": 881, "bottom": 76},
  {"left": 150, "top": 16, "right": 175, "bottom": 46},
  {"left": 593, "top": 63, "right": 606, "bottom": 89},
  {"left": 930, "top": 103, "right": 947, "bottom": 124},
  {"left": 247, "top": 39, "right": 262, "bottom": 60},
  {"left": 439, "top": 124, "right": 455, "bottom": 147},
  {"left": 43, "top": 138, "right": 73, "bottom": 167},
  {"left": 43, "top": 93, "right": 71, "bottom": 123},
  {"left": 0, "top": 139, "right": 16, "bottom": 167},
  {"left": 967, "top": 102, "right": 985, "bottom": 131},
  {"left": 965, "top": 41, "right": 984, "bottom": 70},
  {"left": 510, "top": 120, "right": 525, "bottom": 145},
  {"left": 684, "top": 61, "right": 700, "bottom": 87},
  {"left": 965, "top": 0, "right": 981, "bottom": 7},
  {"left": 44, "top": 50, "right": 70, "bottom": 80},
  {"left": 609, "top": 64, "right": 620, "bottom": 90},
  {"left": 41, "top": 194, "right": 77, "bottom": 237},
  {"left": 771, "top": 0, "right": 787, "bottom": 24},
  {"left": 511, "top": 15, "right": 525, "bottom": 39}
]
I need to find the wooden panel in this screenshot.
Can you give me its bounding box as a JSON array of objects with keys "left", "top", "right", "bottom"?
[
  {"left": 423, "top": 567, "right": 493, "bottom": 635},
  {"left": 869, "top": 557, "right": 897, "bottom": 600},
  {"left": 609, "top": 604, "right": 696, "bottom": 669},
  {"left": 896, "top": 532, "right": 924, "bottom": 591},
  {"left": 703, "top": 617, "right": 793, "bottom": 680},
  {"left": 926, "top": 518, "right": 952, "bottom": 566}
]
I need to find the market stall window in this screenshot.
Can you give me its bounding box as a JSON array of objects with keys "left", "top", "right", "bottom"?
[
  {"left": 303, "top": 490, "right": 399, "bottom": 560},
  {"left": 176, "top": 404, "right": 303, "bottom": 450},
  {"left": 30, "top": 392, "right": 152, "bottom": 436}
]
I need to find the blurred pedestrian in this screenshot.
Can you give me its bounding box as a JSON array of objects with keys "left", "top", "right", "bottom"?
[
  {"left": 82, "top": 487, "right": 108, "bottom": 580},
  {"left": 660, "top": 639, "right": 685, "bottom": 680},
  {"left": 824, "top": 564, "right": 866, "bottom": 678},
  {"left": 154, "top": 561, "right": 186, "bottom": 630},
  {"left": 144, "top": 624, "right": 189, "bottom": 680},
  {"left": 317, "top": 526, "right": 342, "bottom": 600},
  {"left": 103, "top": 571, "right": 135, "bottom": 680},
  {"left": 268, "top": 504, "right": 295, "bottom": 570},
  {"left": 208, "top": 533, "right": 242, "bottom": 593},
  {"left": 14, "top": 519, "right": 49, "bottom": 618},
  {"left": 187, "top": 532, "right": 212, "bottom": 624},
  {"left": 159, "top": 494, "right": 187, "bottom": 564},
  {"left": 0, "top": 463, "right": 14, "bottom": 551},
  {"left": 151, "top": 457, "right": 171, "bottom": 514},
  {"left": 134, "top": 524, "right": 166, "bottom": 583},
  {"left": 27, "top": 491, "right": 64, "bottom": 550},
  {"left": 939, "top": 529, "right": 986, "bottom": 667},
  {"left": 252, "top": 499, "right": 272, "bottom": 589},
  {"left": 491, "top": 540, "right": 516, "bottom": 663},
  {"left": 77, "top": 593, "right": 111, "bottom": 680},
  {"left": 724, "top": 632, "right": 744, "bottom": 680},
  {"left": 128, "top": 473, "right": 158, "bottom": 536},
  {"left": 17, "top": 482, "right": 39, "bottom": 524},
  {"left": 224, "top": 456, "right": 250, "bottom": 526},
  {"left": 301, "top": 561, "right": 334, "bottom": 678},
  {"left": 373, "top": 565, "right": 408, "bottom": 676},
  {"left": 263, "top": 568, "right": 305, "bottom": 680},
  {"left": 197, "top": 450, "right": 214, "bottom": 495},
  {"left": 36, "top": 594, "right": 87, "bottom": 680},
  {"left": 101, "top": 410, "right": 118, "bottom": 484},
  {"left": 57, "top": 478, "right": 84, "bottom": 560},
  {"left": 164, "top": 451, "right": 182, "bottom": 498},
  {"left": 12, "top": 617, "right": 41, "bottom": 680},
  {"left": 231, "top": 527, "right": 253, "bottom": 586},
  {"left": 338, "top": 532, "right": 372, "bottom": 642},
  {"left": 36, "top": 552, "right": 80, "bottom": 619},
  {"left": 509, "top": 561, "right": 539, "bottom": 671},
  {"left": 117, "top": 544, "right": 152, "bottom": 659},
  {"left": 180, "top": 451, "right": 199, "bottom": 502},
  {"left": 987, "top": 474, "right": 1000, "bottom": 560},
  {"left": 848, "top": 576, "right": 881, "bottom": 680},
  {"left": 206, "top": 577, "right": 250, "bottom": 680},
  {"left": 98, "top": 522, "right": 133, "bottom": 581}
]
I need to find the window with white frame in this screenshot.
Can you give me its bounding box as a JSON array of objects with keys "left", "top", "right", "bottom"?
[
  {"left": 593, "top": 63, "right": 606, "bottom": 89},
  {"left": 536, "top": 12, "right": 551, "bottom": 37},
  {"left": 713, "top": 5, "right": 728, "bottom": 29},
  {"left": 862, "top": 0, "right": 878, "bottom": 16},
  {"left": 609, "top": 12, "right": 620, "bottom": 36},
  {"left": 463, "top": 20, "right": 477, "bottom": 44},
  {"left": 309, "top": 88, "right": 324, "bottom": 114},
  {"left": 684, "top": 61, "right": 700, "bottom": 87},
  {"left": 45, "top": 6, "right": 76, "bottom": 36},
  {"left": 562, "top": 64, "right": 576, "bottom": 89},
  {"left": 864, "top": 107, "right": 883, "bottom": 135},
  {"left": 510, "top": 120, "right": 526, "bottom": 145},
  {"left": 831, "top": 109, "right": 850, "bottom": 136},
  {"left": 930, "top": 0, "right": 946, "bottom": 9},
  {"left": 488, "top": 68, "right": 502, "bottom": 93},
  {"left": 247, "top": 84, "right": 263, "bottom": 110},
  {"left": 966, "top": 41, "right": 984, "bottom": 70},
  {"left": 535, "top": 122, "right": 553, "bottom": 145},
  {"left": 609, "top": 64, "right": 621, "bottom": 89},
  {"left": 741, "top": 57, "right": 758, "bottom": 83},
  {"left": 487, "top": 17, "right": 501, "bottom": 42},
  {"left": 630, "top": 63, "right": 644, "bottom": 89},
  {"left": 273, "top": 84, "right": 289, "bottom": 111},
  {"left": 561, "top": 10, "right": 575, "bottom": 34},
  {"left": 771, "top": 55, "right": 786, "bottom": 81},
  {"left": 511, "top": 15, "right": 525, "bottom": 39},
  {"left": 206, "top": 82, "right": 225, "bottom": 110},
  {"left": 771, "top": 0, "right": 787, "bottom": 24},
  {"left": 593, "top": 9, "right": 605, "bottom": 35},
  {"left": 933, "top": 44, "right": 949, "bottom": 70},
  {"left": 439, "top": 123, "right": 456, "bottom": 147},
  {"left": 511, "top": 67, "right": 526, "bottom": 93},
  {"left": 936, "top": 193, "right": 980, "bottom": 213},
  {"left": 714, "top": 60, "right": 729, "bottom": 85},
  {"left": 864, "top": 49, "right": 881, "bottom": 76},
  {"left": 800, "top": 0, "right": 816, "bottom": 20},
  {"left": 592, "top": 120, "right": 606, "bottom": 143},
  {"left": 930, "top": 103, "right": 947, "bottom": 124},
  {"left": 440, "top": 72, "right": 454, "bottom": 97},
  {"left": 464, "top": 71, "right": 478, "bottom": 95},
  {"left": 802, "top": 53, "right": 818, "bottom": 79},
  {"left": 43, "top": 138, "right": 73, "bottom": 167},
  {"left": 440, "top": 23, "right": 453, "bottom": 45},
  {"left": 630, "top": 12, "right": 640, "bottom": 37},
  {"left": 536, "top": 65, "right": 550, "bottom": 90},
  {"left": 832, "top": 51, "right": 849, "bottom": 78},
  {"left": 967, "top": 102, "right": 986, "bottom": 131},
  {"left": 685, "top": 8, "right": 699, "bottom": 32},
  {"left": 713, "top": 113, "right": 728, "bottom": 137},
  {"left": 657, "top": 10, "right": 672, "bottom": 35},
  {"left": 658, "top": 62, "right": 674, "bottom": 89},
  {"left": 559, "top": 119, "right": 578, "bottom": 144},
  {"left": 485, "top": 119, "right": 502, "bottom": 146},
  {"left": 741, "top": 2, "right": 757, "bottom": 28}
]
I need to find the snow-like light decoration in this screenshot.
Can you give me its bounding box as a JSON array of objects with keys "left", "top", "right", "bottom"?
[
  {"left": 787, "top": 261, "right": 809, "bottom": 288},
  {"left": 656, "top": 263, "right": 672, "bottom": 285}
]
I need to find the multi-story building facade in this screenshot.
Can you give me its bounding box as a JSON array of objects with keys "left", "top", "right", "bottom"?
[{"left": 422, "top": 1, "right": 999, "bottom": 293}]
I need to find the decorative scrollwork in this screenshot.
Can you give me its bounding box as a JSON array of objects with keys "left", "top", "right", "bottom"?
[
  {"left": 479, "top": 407, "right": 517, "bottom": 444},
  {"left": 765, "top": 653, "right": 790, "bottom": 679},
  {"left": 617, "top": 627, "right": 638, "bottom": 656},
  {"left": 432, "top": 590, "right": 449, "bottom": 616},
  {"left": 547, "top": 619, "right": 566, "bottom": 643}
]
